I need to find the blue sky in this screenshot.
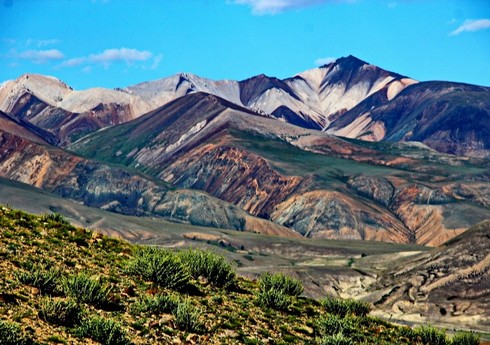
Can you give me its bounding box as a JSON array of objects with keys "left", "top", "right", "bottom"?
[{"left": 1, "top": 0, "right": 489, "bottom": 89}]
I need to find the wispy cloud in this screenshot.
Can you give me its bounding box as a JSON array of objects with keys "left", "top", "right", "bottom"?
[
  {"left": 315, "top": 56, "right": 336, "bottom": 66},
  {"left": 450, "top": 19, "right": 490, "bottom": 36},
  {"left": 26, "top": 38, "right": 61, "bottom": 47},
  {"left": 59, "top": 48, "right": 154, "bottom": 69},
  {"left": 233, "top": 0, "right": 349, "bottom": 15},
  {"left": 17, "top": 49, "right": 64, "bottom": 64}
]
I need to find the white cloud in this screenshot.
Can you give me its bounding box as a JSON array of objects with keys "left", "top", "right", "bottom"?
[
  {"left": 59, "top": 48, "right": 154, "bottom": 69},
  {"left": 18, "top": 49, "right": 64, "bottom": 64},
  {"left": 234, "top": 0, "right": 338, "bottom": 15},
  {"left": 450, "top": 19, "right": 490, "bottom": 36},
  {"left": 150, "top": 54, "right": 163, "bottom": 70},
  {"left": 31, "top": 39, "right": 61, "bottom": 47},
  {"left": 59, "top": 57, "right": 86, "bottom": 67},
  {"left": 88, "top": 48, "right": 152, "bottom": 64},
  {"left": 315, "top": 56, "right": 336, "bottom": 66}
]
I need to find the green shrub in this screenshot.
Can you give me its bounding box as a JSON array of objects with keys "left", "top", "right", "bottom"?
[
  {"left": 316, "top": 314, "right": 359, "bottom": 337},
  {"left": 15, "top": 266, "right": 60, "bottom": 295},
  {"left": 178, "top": 249, "right": 236, "bottom": 288},
  {"left": 76, "top": 316, "right": 131, "bottom": 345},
  {"left": 39, "top": 298, "right": 83, "bottom": 327},
  {"left": 259, "top": 273, "right": 303, "bottom": 297},
  {"left": 63, "top": 273, "right": 116, "bottom": 309},
  {"left": 321, "top": 297, "right": 371, "bottom": 317},
  {"left": 127, "top": 247, "right": 190, "bottom": 291},
  {"left": 320, "top": 333, "right": 354, "bottom": 345},
  {"left": 256, "top": 288, "right": 290, "bottom": 311},
  {"left": 40, "top": 213, "right": 70, "bottom": 225},
  {"left": 450, "top": 332, "right": 481, "bottom": 345},
  {"left": 413, "top": 325, "right": 447, "bottom": 345},
  {"left": 0, "top": 320, "right": 31, "bottom": 345},
  {"left": 132, "top": 294, "right": 178, "bottom": 315},
  {"left": 174, "top": 300, "right": 204, "bottom": 332}
]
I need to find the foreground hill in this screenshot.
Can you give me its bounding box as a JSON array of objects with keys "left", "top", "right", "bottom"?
[
  {"left": 0, "top": 206, "right": 482, "bottom": 344},
  {"left": 365, "top": 220, "right": 490, "bottom": 332},
  {"left": 70, "top": 92, "right": 490, "bottom": 245}
]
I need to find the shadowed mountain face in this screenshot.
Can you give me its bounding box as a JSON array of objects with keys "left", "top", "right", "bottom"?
[
  {"left": 69, "top": 92, "right": 490, "bottom": 246},
  {"left": 366, "top": 220, "right": 490, "bottom": 331},
  {"left": 327, "top": 81, "right": 490, "bottom": 157}
]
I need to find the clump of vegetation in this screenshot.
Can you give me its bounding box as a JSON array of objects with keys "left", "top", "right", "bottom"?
[
  {"left": 131, "top": 293, "right": 179, "bottom": 315},
  {"left": 76, "top": 316, "right": 131, "bottom": 345},
  {"left": 256, "top": 273, "right": 303, "bottom": 311},
  {"left": 15, "top": 266, "right": 61, "bottom": 295},
  {"left": 412, "top": 325, "right": 447, "bottom": 345},
  {"left": 40, "top": 213, "right": 70, "bottom": 226},
  {"left": 450, "top": 331, "right": 481, "bottom": 345},
  {"left": 316, "top": 314, "right": 360, "bottom": 339},
  {"left": 256, "top": 287, "right": 291, "bottom": 311},
  {"left": 173, "top": 300, "right": 204, "bottom": 332},
  {"left": 320, "top": 333, "right": 354, "bottom": 345},
  {"left": 38, "top": 297, "right": 83, "bottom": 327},
  {"left": 178, "top": 248, "right": 236, "bottom": 288},
  {"left": 127, "top": 246, "right": 190, "bottom": 291},
  {"left": 259, "top": 273, "right": 303, "bottom": 297},
  {"left": 321, "top": 297, "right": 371, "bottom": 317},
  {"left": 0, "top": 320, "right": 32, "bottom": 345},
  {"left": 62, "top": 273, "right": 117, "bottom": 310}
]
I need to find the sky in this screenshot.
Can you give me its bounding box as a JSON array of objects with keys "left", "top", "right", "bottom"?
[{"left": 1, "top": 0, "right": 489, "bottom": 89}]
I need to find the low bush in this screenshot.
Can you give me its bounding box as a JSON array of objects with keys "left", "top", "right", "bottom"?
[
  {"left": 174, "top": 300, "right": 204, "bottom": 332},
  {"left": 178, "top": 249, "right": 236, "bottom": 288},
  {"left": 321, "top": 297, "right": 371, "bottom": 317},
  {"left": 39, "top": 297, "right": 83, "bottom": 327},
  {"left": 76, "top": 316, "right": 131, "bottom": 345},
  {"left": 15, "top": 266, "right": 60, "bottom": 295},
  {"left": 127, "top": 247, "right": 190, "bottom": 291},
  {"left": 413, "top": 325, "right": 447, "bottom": 345},
  {"left": 316, "top": 314, "right": 360, "bottom": 338},
  {"left": 132, "top": 293, "right": 179, "bottom": 315},
  {"left": 256, "top": 288, "right": 290, "bottom": 311},
  {"left": 0, "top": 320, "right": 31, "bottom": 345},
  {"left": 450, "top": 332, "right": 481, "bottom": 345},
  {"left": 259, "top": 273, "right": 303, "bottom": 297},
  {"left": 63, "top": 273, "right": 116, "bottom": 309},
  {"left": 320, "top": 333, "right": 354, "bottom": 345}
]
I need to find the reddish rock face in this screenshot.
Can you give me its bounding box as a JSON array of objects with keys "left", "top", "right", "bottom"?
[{"left": 66, "top": 92, "right": 490, "bottom": 246}]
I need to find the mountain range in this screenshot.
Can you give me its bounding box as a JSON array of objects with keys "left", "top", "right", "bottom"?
[{"left": 0, "top": 55, "right": 489, "bottom": 246}]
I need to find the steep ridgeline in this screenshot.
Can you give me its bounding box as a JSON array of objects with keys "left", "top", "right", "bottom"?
[
  {"left": 124, "top": 55, "right": 414, "bottom": 130},
  {"left": 0, "top": 74, "right": 153, "bottom": 145},
  {"left": 70, "top": 93, "right": 490, "bottom": 246},
  {"left": 3, "top": 56, "right": 489, "bottom": 157},
  {"left": 327, "top": 81, "right": 490, "bottom": 157},
  {"left": 0, "top": 110, "right": 296, "bottom": 238}
]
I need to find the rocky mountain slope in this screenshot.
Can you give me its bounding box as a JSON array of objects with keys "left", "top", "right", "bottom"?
[
  {"left": 0, "top": 112, "right": 295, "bottom": 237},
  {"left": 70, "top": 92, "right": 490, "bottom": 246},
  {"left": 1, "top": 56, "right": 489, "bottom": 246},
  {"left": 327, "top": 81, "right": 490, "bottom": 157},
  {"left": 365, "top": 220, "right": 490, "bottom": 332},
  {"left": 2, "top": 56, "right": 488, "bottom": 157}
]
